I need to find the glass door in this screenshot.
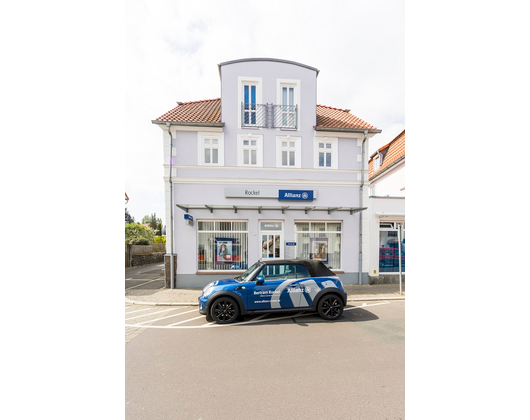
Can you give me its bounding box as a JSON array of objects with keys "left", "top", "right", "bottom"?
[{"left": 259, "top": 221, "right": 283, "bottom": 259}]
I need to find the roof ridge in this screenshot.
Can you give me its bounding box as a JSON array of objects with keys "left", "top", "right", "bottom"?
[
  {"left": 179, "top": 98, "right": 220, "bottom": 105},
  {"left": 317, "top": 104, "right": 348, "bottom": 112}
]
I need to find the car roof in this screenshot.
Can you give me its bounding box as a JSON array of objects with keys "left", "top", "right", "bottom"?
[{"left": 258, "top": 259, "right": 335, "bottom": 277}]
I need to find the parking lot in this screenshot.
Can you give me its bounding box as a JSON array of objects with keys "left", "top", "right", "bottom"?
[{"left": 126, "top": 294, "right": 404, "bottom": 420}]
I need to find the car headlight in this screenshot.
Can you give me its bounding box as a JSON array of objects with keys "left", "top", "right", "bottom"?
[{"left": 202, "top": 286, "right": 215, "bottom": 297}]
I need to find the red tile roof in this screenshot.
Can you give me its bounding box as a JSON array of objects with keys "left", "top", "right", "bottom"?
[
  {"left": 316, "top": 104, "right": 378, "bottom": 131},
  {"left": 154, "top": 98, "right": 222, "bottom": 124},
  {"left": 369, "top": 129, "right": 405, "bottom": 179},
  {"left": 153, "top": 99, "right": 378, "bottom": 132}
]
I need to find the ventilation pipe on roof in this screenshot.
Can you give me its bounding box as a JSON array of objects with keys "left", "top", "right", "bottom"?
[
  {"left": 359, "top": 130, "right": 368, "bottom": 285},
  {"left": 166, "top": 122, "right": 175, "bottom": 289}
]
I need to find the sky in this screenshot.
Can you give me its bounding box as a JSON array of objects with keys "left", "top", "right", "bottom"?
[{"left": 124, "top": 0, "right": 405, "bottom": 225}]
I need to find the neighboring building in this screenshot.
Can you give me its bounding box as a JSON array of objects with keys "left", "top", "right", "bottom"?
[
  {"left": 152, "top": 58, "right": 381, "bottom": 288},
  {"left": 367, "top": 129, "right": 405, "bottom": 281}
]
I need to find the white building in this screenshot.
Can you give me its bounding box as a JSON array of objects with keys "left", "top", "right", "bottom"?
[
  {"left": 367, "top": 129, "right": 405, "bottom": 282},
  {"left": 152, "top": 58, "right": 381, "bottom": 288}
]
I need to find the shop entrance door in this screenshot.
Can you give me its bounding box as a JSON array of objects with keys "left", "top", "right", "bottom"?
[{"left": 259, "top": 221, "right": 283, "bottom": 259}]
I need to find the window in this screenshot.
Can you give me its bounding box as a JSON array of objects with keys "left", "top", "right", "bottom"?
[
  {"left": 243, "top": 84, "right": 257, "bottom": 125},
  {"left": 257, "top": 264, "right": 310, "bottom": 280},
  {"left": 378, "top": 222, "right": 405, "bottom": 273},
  {"left": 197, "top": 221, "right": 248, "bottom": 271},
  {"left": 276, "top": 79, "right": 300, "bottom": 129},
  {"left": 198, "top": 133, "right": 224, "bottom": 166},
  {"left": 237, "top": 134, "right": 263, "bottom": 167},
  {"left": 276, "top": 136, "right": 301, "bottom": 168},
  {"left": 314, "top": 137, "right": 338, "bottom": 169},
  {"left": 294, "top": 221, "right": 342, "bottom": 269},
  {"left": 239, "top": 77, "right": 262, "bottom": 128},
  {"left": 373, "top": 153, "right": 381, "bottom": 171}
]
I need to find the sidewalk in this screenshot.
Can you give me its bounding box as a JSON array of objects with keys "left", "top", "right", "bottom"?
[{"left": 125, "top": 283, "right": 405, "bottom": 306}]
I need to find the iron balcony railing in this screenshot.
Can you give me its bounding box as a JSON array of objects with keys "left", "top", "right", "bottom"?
[{"left": 241, "top": 103, "right": 298, "bottom": 129}]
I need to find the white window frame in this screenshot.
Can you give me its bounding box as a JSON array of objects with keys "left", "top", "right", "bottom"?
[
  {"left": 198, "top": 132, "right": 224, "bottom": 166},
  {"left": 237, "top": 133, "right": 263, "bottom": 167},
  {"left": 276, "top": 135, "right": 301, "bottom": 168},
  {"left": 276, "top": 79, "right": 300, "bottom": 130},
  {"left": 373, "top": 153, "right": 381, "bottom": 171},
  {"left": 313, "top": 136, "right": 338, "bottom": 169},
  {"left": 238, "top": 76, "right": 262, "bottom": 129}
]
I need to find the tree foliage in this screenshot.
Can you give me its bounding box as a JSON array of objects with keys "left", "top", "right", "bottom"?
[
  {"left": 125, "top": 222, "right": 156, "bottom": 245},
  {"left": 125, "top": 208, "right": 135, "bottom": 223}
]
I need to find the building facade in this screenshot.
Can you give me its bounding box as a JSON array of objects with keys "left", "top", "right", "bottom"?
[
  {"left": 367, "top": 129, "right": 405, "bottom": 282},
  {"left": 152, "top": 58, "right": 381, "bottom": 288}
]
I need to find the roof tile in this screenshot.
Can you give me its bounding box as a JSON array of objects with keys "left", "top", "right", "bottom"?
[
  {"left": 316, "top": 104, "right": 377, "bottom": 130},
  {"left": 154, "top": 99, "right": 378, "bottom": 131},
  {"left": 154, "top": 98, "right": 221, "bottom": 123},
  {"left": 369, "top": 129, "right": 405, "bottom": 179}
]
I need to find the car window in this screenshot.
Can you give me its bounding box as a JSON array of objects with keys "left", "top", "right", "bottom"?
[
  {"left": 259, "top": 264, "right": 297, "bottom": 280},
  {"left": 294, "top": 265, "right": 310, "bottom": 278},
  {"left": 240, "top": 262, "right": 262, "bottom": 281}
]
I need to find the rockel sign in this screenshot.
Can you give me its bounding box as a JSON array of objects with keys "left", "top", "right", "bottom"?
[{"left": 224, "top": 187, "right": 315, "bottom": 202}]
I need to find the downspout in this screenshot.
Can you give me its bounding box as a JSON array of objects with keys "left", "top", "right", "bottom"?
[
  {"left": 166, "top": 122, "right": 175, "bottom": 289},
  {"left": 359, "top": 129, "right": 368, "bottom": 285}
]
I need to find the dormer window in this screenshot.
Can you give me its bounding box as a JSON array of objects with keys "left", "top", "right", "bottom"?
[
  {"left": 373, "top": 153, "right": 381, "bottom": 171},
  {"left": 239, "top": 77, "right": 263, "bottom": 128}
]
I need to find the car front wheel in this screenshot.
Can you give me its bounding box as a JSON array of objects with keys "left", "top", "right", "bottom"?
[
  {"left": 210, "top": 296, "right": 239, "bottom": 324},
  {"left": 317, "top": 294, "right": 344, "bottom": 320}
]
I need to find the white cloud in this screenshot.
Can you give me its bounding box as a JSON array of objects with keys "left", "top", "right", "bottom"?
[{"left": 125, "top": 0, "right": 405, "bottom": 223}]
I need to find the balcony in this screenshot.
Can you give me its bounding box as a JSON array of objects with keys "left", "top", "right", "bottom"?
[{"left": 241, "top": 103, "right": 298, "bottom": 129}]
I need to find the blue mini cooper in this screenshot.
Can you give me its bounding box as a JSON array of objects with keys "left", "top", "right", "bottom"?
[{"left": 199, "top": 259, "right": 347, "bottom": 324}]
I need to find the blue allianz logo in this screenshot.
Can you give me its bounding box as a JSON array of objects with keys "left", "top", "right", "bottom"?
[{"left": 278, "top": 190, "right": 314, "bottom": 201}]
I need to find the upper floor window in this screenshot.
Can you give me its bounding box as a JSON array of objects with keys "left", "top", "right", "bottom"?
[
  {"left": 239, "top": 77, "right": 262, "bottom": 128},
  {"left": 277, "top": 135, "right": 301, "bottom": 168},
  {"left": 314, "top": 137, "right": 338, "bottom": 169},
  {"left": 373, "top": 153, "right": 381, "bottom": 171},
  {"left": 237, "top": 134, "right": 263, "bottom": 167},
  {"left": 198, "top": 132, "right": 224, "bottom": 166},
  {"left": 276, "top": 79, "right": 300, "bottom": 130},
  {"left": 243, "top": 84, "right": 257, "bottom": 125}
]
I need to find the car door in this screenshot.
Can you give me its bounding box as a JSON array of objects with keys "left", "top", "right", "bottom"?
[{"left": 246, "top": 263, "right": 301, "bottom": 310}]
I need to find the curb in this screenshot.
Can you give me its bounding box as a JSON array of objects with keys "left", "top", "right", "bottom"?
[{"left": 125, "top": 296, "right": 405, "bottom": 306}]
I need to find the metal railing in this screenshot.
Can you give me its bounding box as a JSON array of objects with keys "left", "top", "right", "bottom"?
[{"left": 241, "top": 103, "right": 298, "bottom": 129}]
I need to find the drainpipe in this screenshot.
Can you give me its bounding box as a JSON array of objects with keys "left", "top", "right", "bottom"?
[
  {"left": 359, "top": 129, "right": 368, "bottom": 285},
  {"left": 166, "top": 122, "right": 175, "bottom": 289}
]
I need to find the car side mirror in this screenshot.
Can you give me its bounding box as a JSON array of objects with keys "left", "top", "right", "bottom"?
[{"left": 256, "top": 276, "right": 265, "bottom": 285}]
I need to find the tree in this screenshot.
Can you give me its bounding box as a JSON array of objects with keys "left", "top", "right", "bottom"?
[
  {"left": 125, "top": 208, "right": 135, "bottom": 223},
  {"left": 142, "top": 213, "right": 162, "bottom": 232},
  {"left": 125, "top": 222, "right": 156, "bottom": 245}
]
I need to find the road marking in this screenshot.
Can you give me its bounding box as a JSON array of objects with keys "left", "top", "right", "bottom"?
[
  {"left": 167, "top": 315, "right": 204, "bottom": 327},
  {"left": 130, "top": 308, "right": 199, "bottom": 325},
  {"left": 125, "top": 301, "right": 392, "bottom": 329},
  {"left": 125, "top": 307, "right": 153, "bottom": 315},
  {"left": 125, "top": 307, "right": 184, "bottom": 321},
  {"left": 125, "top": 279, "right": 161, "bottom": 290}
]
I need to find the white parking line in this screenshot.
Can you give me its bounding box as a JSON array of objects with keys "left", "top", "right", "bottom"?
[
  {"left": 132, "top": 308, "right": 199, "bottom": 325},
  {"left": 125, "top": 307, "right": 183, "bottom": 321},
  {"left": 124, "top": 301, "right": 391, "bottom": 329},
  {"left": 125, "top": 279, "right": 162, "bottom": 290}
]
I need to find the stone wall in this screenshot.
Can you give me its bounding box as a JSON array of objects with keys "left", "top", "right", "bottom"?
[
  {"left": 129, "top": 252, "right": 165, "bottom": 267},
  {"left": 368, "top": 273, "right": 405, "bottom": 285}
]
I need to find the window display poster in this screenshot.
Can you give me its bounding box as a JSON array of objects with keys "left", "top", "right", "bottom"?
[
  {"left": 310, "top": 238, "right": 328, "bottom": 263},
  {"left": 215, "top": 238, "right": 234, "bottom": 264}
]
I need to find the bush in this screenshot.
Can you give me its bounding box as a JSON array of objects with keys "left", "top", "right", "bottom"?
[
  {"left": 125, "top": 222, "right": 156, "bottom": 245},
  {"left": 154, "top": 236, "right": 166, "bottom": 244},
  {"left": 131, "top": 238, "right": 150, "bottom": 245}
]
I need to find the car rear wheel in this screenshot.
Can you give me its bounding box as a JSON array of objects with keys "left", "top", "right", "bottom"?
[
  {"left": 317, "top": 294, "right": 344, "bottom": 320},
  {"left": 210, "top": 297, "right": 239, "bottom": 324}
]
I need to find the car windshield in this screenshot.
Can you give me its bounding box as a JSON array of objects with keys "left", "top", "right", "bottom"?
[{"left": 238, "top": 262, "right": 262, "bottom": 282}]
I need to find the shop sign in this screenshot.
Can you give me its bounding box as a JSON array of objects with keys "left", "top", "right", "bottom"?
[
  {"left": 278, "top": 190, "right": 314, "bottom": 201},
  {"left": 225, "top": 187, "right": 278, "bottom": 198}
]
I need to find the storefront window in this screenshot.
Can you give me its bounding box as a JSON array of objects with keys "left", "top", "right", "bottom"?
[
  {"left": 379, "top": 222, "right": 405, "bottom": 273},
  {"left": 198, "top": 221, "right": 248, "bottom": 270},
  {"left": 294, "top": 221, "right": 341, "bottom": 269}
]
